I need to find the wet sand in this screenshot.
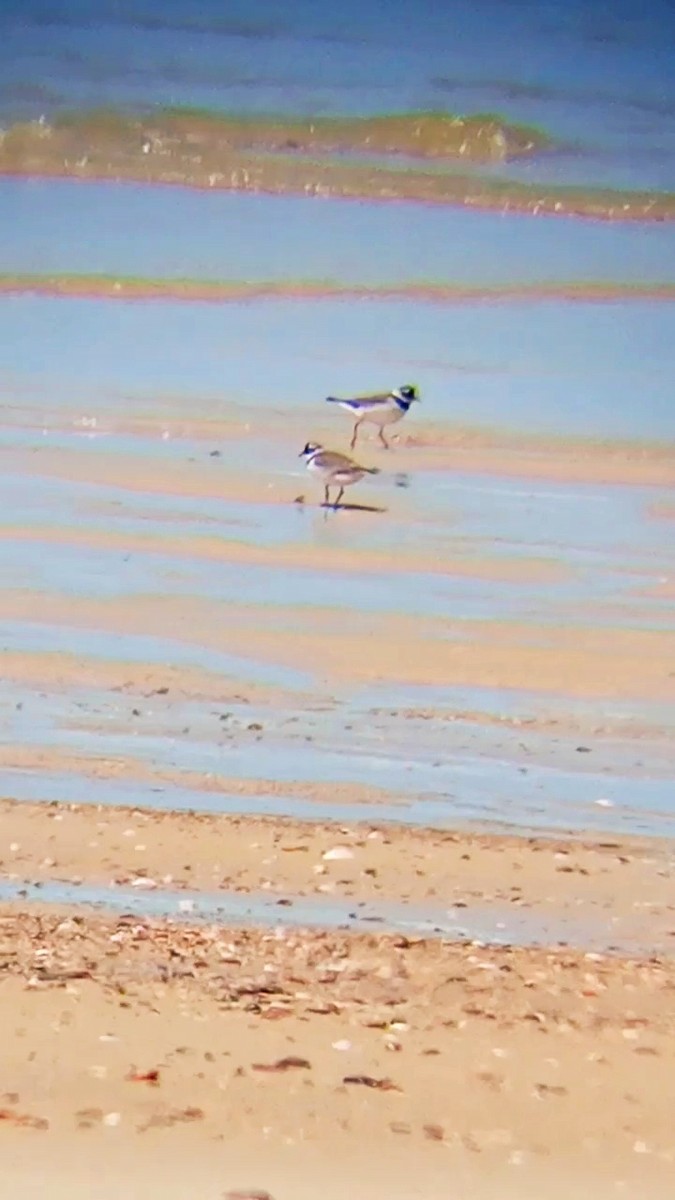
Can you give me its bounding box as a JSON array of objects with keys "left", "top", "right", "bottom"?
[
  {"left": 4, "top": 423, "right": 675, "bottom": 490},
  {"left": 2, "top": 588, "right": 675, "bottom": 699},
  {"left": 0, "top": 523, "right": 573, "bottom": 585},
  {"left": 0, "top": 648, "right": 302, "bottom": 707},
  {"left": 2, "top": 800, "right": 675, "bottom": 950}
]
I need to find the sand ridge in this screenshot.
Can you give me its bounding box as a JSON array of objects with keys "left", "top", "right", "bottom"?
[
  {"left": 2, "top": 587, "right": 675, "bottom": 699},
  {"left": 3, "top": 414, "right": 675, "bottom": 489},
  {"left": 0, "top": 523, "right": 572, "bottom": 585},
  {"left": 4, "top": 273, "right": 675, "bottom": 305},
  {"left": 2, "top": 800, "right": 674, "bottom": 947}
]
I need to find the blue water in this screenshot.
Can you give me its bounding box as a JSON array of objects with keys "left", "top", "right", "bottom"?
[
  {"left": 0, "top": 877, "right": 665, "bottom": 952},
  {"left": 3, "top": 180, "right": 675, "bottom": 284},
  {"left": 1, "top": 463, "right": 674, "bottom": 626},
  {"left": 3, "top": 289, "right": 675, "bottom": 440},
  {"left": 1, "top": 756, "right": 673, "bottom": 838},
  {"left": 2, "top": 0, "right": 675, "bottom": 190}
]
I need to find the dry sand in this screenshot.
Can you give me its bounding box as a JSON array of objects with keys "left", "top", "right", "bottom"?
[
  {"left": 0, "top": 803, "right": 674, "bottom": 1195},
  {"left": 0, "top": 897, "right": 674, "bottom": 1199}
]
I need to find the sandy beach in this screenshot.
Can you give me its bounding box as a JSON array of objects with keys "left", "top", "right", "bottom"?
[
  {"left": 1, "top": 881, "right": 674, "bottom": 1200},
  {"left": 3, "top": 3, "right": 675, "bottom": 1194},
  {"left": 1, "top": 774, "right": 674, "bottom": 1197},
  {"left": 1, "top": 394, "right": 674, "bottom": 1196},
  {"left": 1, "top": 355, "right": 674, "bottom": 1198}
]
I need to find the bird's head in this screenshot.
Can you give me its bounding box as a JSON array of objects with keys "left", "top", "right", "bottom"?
[
  {"left": 299, "top": 442, "right": 322, "bottom": 458},
  {"left": 397, "top": 384, "right": 420, "bottom": 403}
]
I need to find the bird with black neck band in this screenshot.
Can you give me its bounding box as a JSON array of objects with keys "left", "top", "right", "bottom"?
[{"left": 325, "top": 384, "right": 421, "bottom": 450}]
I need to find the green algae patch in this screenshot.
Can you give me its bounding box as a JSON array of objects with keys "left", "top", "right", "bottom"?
[
  {"left": 153, "top": 106, "right": 549, "bottom": 162},
  {"left": 1, "top": 108, "right": 674, "bottom": 222},
  {"left": 2, "top": 274, "right": 675, "bottom": 305},
  {"left": 48, "top": 105, "right": 547, "bottom": 162}
]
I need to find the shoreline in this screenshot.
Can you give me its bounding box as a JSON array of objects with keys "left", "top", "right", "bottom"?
[{"left": 1, "top": 799, "right": 674, "bottom": 956}]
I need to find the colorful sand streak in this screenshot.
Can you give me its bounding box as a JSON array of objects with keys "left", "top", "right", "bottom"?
[{"left": 3, "top": 273, "right": 675, "bottom": 304}]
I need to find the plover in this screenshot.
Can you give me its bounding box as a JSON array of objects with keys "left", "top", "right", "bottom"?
[
  {"left": 299, "top": 442, "right": 379, "bottom": 508},
  {"left": 325, "top": 384, "right": 420, "bottom": 449}
]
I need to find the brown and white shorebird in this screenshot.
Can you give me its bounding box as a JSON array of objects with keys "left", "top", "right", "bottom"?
[
  {"left": 325, "top": 384, "right": 420, "bottom": 449},
  {"left": 299, "top": 442, "right": 379, "bottom": 508}
]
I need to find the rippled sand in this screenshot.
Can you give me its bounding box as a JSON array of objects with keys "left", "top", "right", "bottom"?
[{"left": 3, "top": 587, "right": 675, "bottom": 698}]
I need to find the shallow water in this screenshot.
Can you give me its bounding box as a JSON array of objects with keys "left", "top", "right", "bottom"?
[
  {"left": 2, "top": 0, "right": 675, "bottom": 190},
  {"left": 0, "top": 876, "right": 669, "bottom": 955},
  {"left": 5, "top": 180, "right": 675, "bottom": 287},
  {"left": 2, "top": 672, "right": 675, "bottom": 837},
  {"left": 4, "top": 287, "right": 675, "bottom": 440},
  {"left": 2, "top": 297, "right": 675, "bottom": 839},
  {"left": 1, "top": 3, "right": 674, "bottom": 852}
]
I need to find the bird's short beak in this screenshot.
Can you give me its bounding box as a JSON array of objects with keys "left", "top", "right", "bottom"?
[{"left": 298, "top": 449, "right": 305, "bottom": 457}]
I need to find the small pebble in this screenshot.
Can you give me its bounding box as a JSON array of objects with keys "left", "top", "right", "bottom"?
[{"left": 323, "top": 846, "right": 354, "bottom": 861}]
